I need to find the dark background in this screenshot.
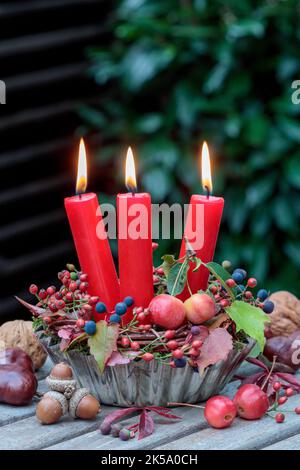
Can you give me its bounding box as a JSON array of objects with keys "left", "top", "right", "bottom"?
[{"left": 1, "top": 0, "right": 300, "bottom": 324}]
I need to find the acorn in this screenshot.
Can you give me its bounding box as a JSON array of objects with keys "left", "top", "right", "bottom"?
[
  {"left": 36, "top": 391, "right": 68, "bottom": 425},
  {"left": 51, "top": 363, "right": 73, "bottom": 379},
  {"left": 46, "top": 362, "right": 77, "bottom": 396},
  {"left": 69, "top": 388, "right": 100, "bottom": 420}
]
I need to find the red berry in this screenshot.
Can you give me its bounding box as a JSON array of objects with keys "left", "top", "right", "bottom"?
[
  {"left": 63, "top": 271, "right": 70, "bottom": 279},
  {"left": 121, "top": 337, "right": 130, "bottom": 348},
  {"left": 275, "top": 413, "right": 285, "bottom": 423},
  {"left": 165, "top": 330, "right": 176, "bottom": 340},
  {"left": 153, "top": 276, "right": 159, "bottom": 284},
  {"left": 136, "top": 307, "right": 143, "bottom": 314},
  {"left": 286, "top": 388, "right": 294, "bottom": 397},
  {"left": 166, "top": 340, "right": 178, "bottom": 350},
  {"left": 80, "top": 282, "right": 88, "bottom": 292},
  {"left": 131, "top": 341, "right": 140, "bottom": 351},
  {"left": 172, "top": 349, "right": 183, "bottom": 359},
  {"left": 142, "top": 353, "right": 154, "bottom": 362},
  {"left": 247, "top": 278, "right": 257, "bottom": 288},
  {"left": 47, "top": 286, "right": 56, "bottom": 295},
  {"left": 156, "top": 267, "right": 164, "bottom": 276},
  {"left": 192, "top": 340, "right": 203, "bottom": 349},
  {"left": 55, "top": 292, "right": 63, "bottom": 300},
  {"left": 295, "top": 407, "right": 300, "bottom": 414},
  {"left": 55, "top": 300, "right": 65, "bottom": 310},
  {"left": 89, "top": 296, "right": 99, "bottom": 306},
  {"left": 204, "top": 396, "right": 237, "bottom": 429},
  {"left": 49, "top": 303, "right": 58, "bottom": 313},
  {"left": 76, "top": 319, "right": 85, "bottom": 328},
  {"left": 226, "top": 279, "right": 236, "bottom": 287},
  {"left": 82, "top": 304, "right": 92, "bottom": 313},
  {"left": 39, "top": 289, "right": 47, "bottom": 300},
  {"left": 143, "top": 324, "right": 152, "bottom": 331},
  {"left": 79, "top": 273, "right": 88, "bottom": 282},
  {"left": 137, "top": 313, "right": 146, "bottom": 322},
  {"left": 234, "top": 384, "right": 269, "bottom": 420},
  {"left": 189, "top": 348, "right": 200, "bottom": 357},
  {"left": 244, "top": 291, "right": 253, "bottom": 299},
  {"left": 220, "top": 299, "right": 229, "bottom": 308},
  {"left": 273, "top": 382, "right": 282, "bottom": 392},
  {"left": 29, "top": 284, "right": 38, "bottom": 295},
  {"left": 65, "top": 292, "right": 73, "bottom": 302},
  {"left": 69, "top": 281, "right": 77, "bottom": 292},
  {"left": 44, "top": 316, "right": 52, "bottom": 324},
  {"left": 278, "top": 396, "right": 287, "bottom": 405},
  {"left": 210, "top": 285, "right": 218, "bottom": 294},
  {"left": 170, "top": 361, "right": 176, "bottom": 368}
]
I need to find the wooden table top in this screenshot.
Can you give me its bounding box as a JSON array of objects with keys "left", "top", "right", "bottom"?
[{"left": 0, "top": 358, "right": 299, "bottom": 450}]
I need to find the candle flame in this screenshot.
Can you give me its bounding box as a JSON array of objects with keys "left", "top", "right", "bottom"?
[
  {"left": 125, "top": 146, "right": 137, "bottom": 192},
  {"left": 76, "top": 138, "right": 87, "bottom": 194},
  {"left": 201, "top": 141, "right": 213, "bottom": 195}
]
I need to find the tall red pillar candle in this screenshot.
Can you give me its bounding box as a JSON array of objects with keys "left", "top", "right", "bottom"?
[
  {"left": 117, "top": 147, "right": 153, "bottom": 325},
  {"left": 178, "top": 142, "right": 224, "bottom": 301},
  {"left": 64, "top": 139, "right": 120, "bottom": 319}
]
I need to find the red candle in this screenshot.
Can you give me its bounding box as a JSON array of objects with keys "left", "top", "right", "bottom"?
[
  {"left": 117, "top": 147, "right": 153, "bottom": 324},
  {"left": 178, "top": 142, "right": 224, "bottom": 301},
  {"left": 64, "top": 139, "right": 120, "bottom": 319}
]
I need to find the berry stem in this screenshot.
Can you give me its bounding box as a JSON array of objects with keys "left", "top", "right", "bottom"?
[
  {"left": 167, "top": 402, "right": 205, "bottom": 409},
  {"left": 260, "top": 355, "right": 277, "bottom": 392}
]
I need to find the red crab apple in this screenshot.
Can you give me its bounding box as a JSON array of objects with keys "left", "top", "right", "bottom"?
[
  {"left": 204, "top": 396, "right": 237, "bottom": 429},
  {"left": 149, "top": 294, "right": 186, "bottom": 330},
  {"left": 184, "top": 293, "right": 216, "bottom": 325},
  {"left": 234, "top": 384, "right": 269, "bottom": 420}
]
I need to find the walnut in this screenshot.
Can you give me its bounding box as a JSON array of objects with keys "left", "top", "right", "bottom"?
[
  {"left": 0, "top": 320, "right": 47, "bottom": 370},
  {"left": 267, "top": 291, "right": 300, "bottom": 337}
]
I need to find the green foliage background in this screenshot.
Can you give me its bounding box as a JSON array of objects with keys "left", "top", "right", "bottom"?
[{"left": 80, "top": 0, "right": 300, "bottom": 296}]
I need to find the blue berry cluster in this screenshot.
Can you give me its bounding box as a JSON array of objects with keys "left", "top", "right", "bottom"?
[
  {"left": 84, "top": 320, "right": 96, "bottom": 336},
  {"left": 95, "top": 296, "right": 134, "bottom": 324}
]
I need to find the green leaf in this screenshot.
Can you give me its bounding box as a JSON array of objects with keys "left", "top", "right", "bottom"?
[
  {"left": 161, "top": 254, "right": 176, "bottom": 276},
  {"left": 205, "top": 261, "right": 231, "bottom": 283},
  {"left": 192, "top": 257, "right": 202, "bottom": 272},
  {"left": 226, "top": 301, "right": 269, "bottom": 352},
  {"left": 88, "top": 321, "right": 119, "bottom": 373},
  {"left": 167, "top": 261, "right": 189, "bottom": 296}
]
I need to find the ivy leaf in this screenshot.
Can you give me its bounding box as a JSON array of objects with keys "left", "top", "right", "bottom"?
[
  {"left": 161, "top": 254, "right": 176, "bottom": 276},
  {"left": 196, "top": 328, "right": 233, "bottom": 373},
  {"left": 167, "top": 261, "right": 189, "bottom": 296},
  {"left": 226, "top": 301, "right": 270, "bottom": 352},
  {"left": 138, "top": 410, "right": 155, "bottom": 440},
  {"left": 88, "top": 320, "right": 119, "bottom": 373}
]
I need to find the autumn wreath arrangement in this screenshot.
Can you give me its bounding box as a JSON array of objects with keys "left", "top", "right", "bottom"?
[{"left": 18, "top": 247, "right": 275, "bottom": 407}]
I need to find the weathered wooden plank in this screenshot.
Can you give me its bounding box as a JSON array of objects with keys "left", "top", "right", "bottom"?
[
  {"left": 156, "top": 394, "right": 300, "bottom": 450},
  {"left": 0, "top": 407, "right": 115, "bottom": 450},
  {"left": 263, "top": 434, "right": 300, "bottom": 450}
]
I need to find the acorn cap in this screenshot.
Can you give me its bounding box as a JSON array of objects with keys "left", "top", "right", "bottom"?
[
  {"left": 46, "top": 376, "right": 77, "bottom": 395},
  {"left": 69, "top": 388, "right": 90, "bottom": 418}
]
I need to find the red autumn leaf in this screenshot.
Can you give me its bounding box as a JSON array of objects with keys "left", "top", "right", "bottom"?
[
  {"left": 196, "top": 327, "right": 233, "bottom": 373},
  {"left": 276, "top": 372, "right": 300, "bottom": 390},
  {"left": 138, "top": 410, "right": 155, "bottom": 440}
]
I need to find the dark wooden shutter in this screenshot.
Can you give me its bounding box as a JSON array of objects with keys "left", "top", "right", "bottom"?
[{"left": 0, "top": 0, "right": 110, "bottom": 323}]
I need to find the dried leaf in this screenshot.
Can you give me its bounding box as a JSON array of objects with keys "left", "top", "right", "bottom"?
[
  {"left": 208, "top": 313, "right": 230, "bottom": 331},
  {"left": 88, "top": 320, "right": 119, "bottom": 373},
  {"left": 147, "top": 406, "right": 182, "bottom": 420},
  {"left": 16, "top": 296, "right": 47, "bottom": 317},
  {"left": 138, "top": 410, "right": 155, "bottom": 440},
  {"left": 196, "top": 328, "right": 233, "bottom": 373}
]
